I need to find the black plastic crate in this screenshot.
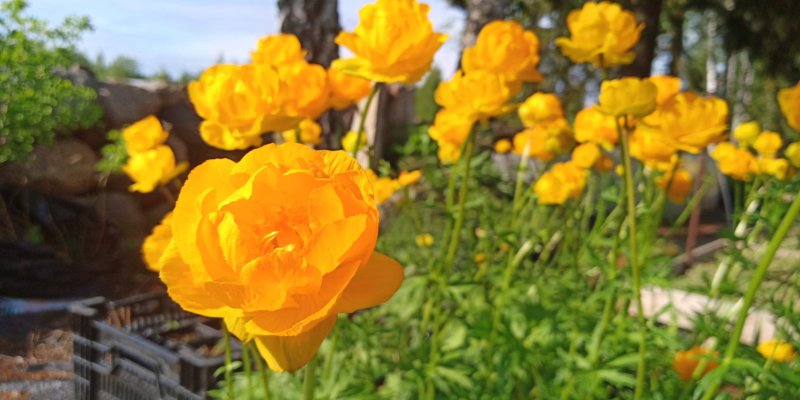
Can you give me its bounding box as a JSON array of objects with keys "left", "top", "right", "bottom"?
[{"left": 70, "top": 292, "right": 240, "bottom": 400}]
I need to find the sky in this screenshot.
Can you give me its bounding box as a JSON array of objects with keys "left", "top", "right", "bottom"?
[{"left": 26, "top": 0, "right": 465, "bottom": 79}]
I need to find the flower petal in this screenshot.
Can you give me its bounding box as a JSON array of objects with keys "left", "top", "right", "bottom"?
[
  {"left": 334, "top": 251, "right": 404, "bottom": 313},
  {"left": 254, "top": 315, "right": 337, "bottom": 372}
]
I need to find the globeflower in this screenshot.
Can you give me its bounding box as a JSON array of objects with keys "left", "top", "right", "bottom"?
[
  {"left": 648, "top": 75, "right": 682, "bottom": 105},
  {"left": 142, "top": 212, "right": 173, "bottom": 271},
  {"left": 158, "top": 143, "right": 404, "bottom": 372},
  {"left": 598, "top": 77, "right": 658, "bottom": 118},
  {"left": 571, "top": 142, "right": 601, "bottom": 169},
  {"left": 574, "top": 107, "right": 618, "bottom": 150},
  {"left": 534, "top": 162, "right": 587, "bottom": 205},
  {"left": 753, "top": 131, "right": 783, "bottom": 158},
  {"left": 397, "top": 170, "right": 422, "bottom": 186},
  {"left": 757, "top": 339, "right": 797, "bottom": 363},
  {"left": 778, "top": 81, "right": 800, "bottom": 132},
  {"left": 758, "top": 157, "right": 789, "bottom": 180},
  {"left": 366, "top": 169, "right": 401, "bottom": 205},
  {"left": 629, "top": 125, "right": 677, "bottom": 167},
  {"left": 280, "top": 61, "right": 331, "bottom": 121},
  {"left": 711, "top": 142, "right": 758, "bottom": 181},
  {"left": 672, "top": 346, "right": 719, "bottom": 381},
  {"left": 123, "top": 116, "right": 168, "bottom": 154},
  {"left": 494, "top": 139, "right": 512, "bottom": 154},
  {"left": 251, "top": 34, "right": 306, "bottom": 68},
  {"left": 785, "top": 142, "right": 800, "bottom": 168},
  {"left": 658, "top": 92, "right": 729, "bottom": 153},
  {"left": 513, "top": 119, "right": 572, "bottom": 161},
  {"left": 733, "top": 121, "right": 761, "bottom": 148},
  {"left": 555, "top": 1, "right": 644, "bottom": 67},
  {"left": 328, "top": 67, "right": 372, "bottom": 110},
  {"left": 282, "top": 118, "right": 322, "bottom": 145},
  {"left": 123, "top": 145, "right": 188, "bottom": 193},
  {"left": 462, "top": 20, "right": 542, "bottom": 83},
  {"left": 341, "top": 131, "right": 368, "bottom": 154},
  {"left": 333, "top": 0, "right": 447, "bottom": 84},
  {"left": 428, "top": 109, "right": 475, "bottom": 163},
  {"left": 518, "top": 92, "right": 563, "bottom": 128},
  {"left": 656, "top": 167, "right": 693, "bottom": 204},
  {"left": 434, "top": 70, "right": 521, "bottom": 123}
]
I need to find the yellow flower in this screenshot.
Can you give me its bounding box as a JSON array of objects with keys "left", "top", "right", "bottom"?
[
  {"left": 281, "top": 61, "right": 331, "bottom": 121},
  {"left": 629, "top": 125, "right": 678, "bottom": 167},
  {"left": 123, "top": 116, "right": 168, "bottom": 154},
  {"left": 328, "top": 67, "right": 372, "bottom": 110},
  {"left": 753, "top": 131, "right": 783, "bottom": 157},
  {"left": 158, "top": 143, "right": 404, "bottom": 372},
  {"left": 282, "top": 118, "right": 322, "bottom": 145},
  {"left": 494, "top": 139, "right": 512, "bottom": 154},
  {"left": 656, "top": 168, "right": 693, "bottom": 204},
  {"left": 711, "top": 142, "right": 758, "bottom": 181},
  {"left": 142, "top": 212, "right": 173, "bottom": 271},
  {"left": 397, "top": 170, "right": 422, "bottom": 186},
  {"left": 373, "top": 177, "right": 400, "bottom": 205},
  {"left": 513, "top": 119, "right": 573, "bottom": 161},
  {"left": 757, "top": 339, "right": 797, "bottom": 363},
  {"left": 518, "top": 92, "right": 563, "bottom": 128},
  {"left": 672, "top": 346, "right": 719, "bottom": 381},
  {"left": 462, "top": 20, "right": 542, "bottom": 83},
  {"left": 341, "top": 131, "right": 368, "bottom": 154},
  {"left": 785, "top": 142, "right": 800, "bottom": 168},
  {"left": 333, "top": 0, "right": 446, "bottom": 84},
  {"left": 778, "top": 81, "right": 800, "bottom": 132},
  {"left": 437, "top": 141, "right": 463, "bottom": 164},
  {"left": 733, "top": 121, "right": 761, "bottom": 148},
  {"left": 648, "top": 75, "right": 682, "bottom": 105},
  {"left": 555, "top": 1, "right": 644, "bottom": 67},
  {"left": 574, "top": 107, "right": 618, "bottom": 150},
  {"left": 659, "top": 92, "right": 729, "bottom": 153},
  {"left": 123, "top": 145, "right": 188, "bottom": 193},
  {"left": 534, "top": 162, "right": 587, "bottom": 205},
  {"left": 572, "top": 142, "right": 601, "bottom": 169},
  {"left": 435, "top": 70, "right": 521, "bottom": 123},
  {"left": 251, "top": 34, "right": 306, "bottom": 68},
  {"left": 758, "top": 157, "right": 790, "bottom": 180},
  {"left": 598, "top": 77, "right": 658, "bottom": 118},
  {"left": 415, "top": 233, "right": 434, "bottom": 247},
  {"left": 428, "top": 109, "right": 474, "bottom": 163},
  {"left": 474, "top": 253, "right": 487, "bottom": 264}
]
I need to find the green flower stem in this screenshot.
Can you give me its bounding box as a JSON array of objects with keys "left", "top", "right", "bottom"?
[
  {"left": 618, "top": 116, "right": 647, "bottom": 400},
  {"left": 442, "top": 130, "right": 477, "bottom": 276},
  {"left": 251, "top": 342, "right": 270, "bottom": 400},
  {"left": 321, "top": 320, "right": 339, "bottom": 387},
  {"left": 303, "top": 355, "right": 318, "bottom": 400},
  {"left": 512, "top": 140, "right": 532, "bottom": 229},
  {"left": 242, "top": 339, "right": 253, "bottom": 400},
  {"left": 221, "top": 323, "right": 234, "bottom": 400},
  {"left": 670, "top": 174, "right": 715, "bottom": 231},
  {"left": 700, "top": 189, "right": 800, "bottom": 400},
  {"left": 352, "top": 84, "right": 381, "bottom": 161}
]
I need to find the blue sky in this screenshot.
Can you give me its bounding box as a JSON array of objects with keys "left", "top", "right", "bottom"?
[{"left": 27, "top": 0, "right": 465, "bottom": 79}]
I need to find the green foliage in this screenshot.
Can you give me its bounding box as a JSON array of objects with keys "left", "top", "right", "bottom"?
[
  {"left": 91, "top": 52, "right": 143, "bottom": 81},
  {"left": 0, "top": 0, "right": 101, "bottom": 163},
  {"left": 414, "top": 67, "right": 442, "bottom": 124},
  {"left": 95, "top": 129, "right": 127, "bottom": 173}
]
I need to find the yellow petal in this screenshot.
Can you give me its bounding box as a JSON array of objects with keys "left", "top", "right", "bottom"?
[
  {"left": 334, "top": 251, "right": 404, "bottom": 313},
  {"left": 254, "top": 315, "right": 337, "bottom": 372}
]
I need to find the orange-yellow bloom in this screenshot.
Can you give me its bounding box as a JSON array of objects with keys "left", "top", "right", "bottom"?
[
  {"left": 659, "top": 92, "right": 729, "bottom": 153},
  {"left": 574, "top": 107, "right": 618, "bottom": 150},
  {"left": 142, "top": 212, "right": 173, "bottom": 271},
  {"left": 711, "top": 142, "right": 758, "bottom": 181},
  {"left": 366, "top": 169, "right": 401, "bottom": 205},
  {"left": 434, "top": 70, "right": 521, "bottom": 123},
  {"left": 494, "top": 139, "right": 512, "bottom": 154},
  {"left": 656, "top": 168, "right": 693, "bottom": 204},
  {"left": 341, "top": 131, "right": 368, "bottom": 154},
  {"left": 572, "top": 142, "right": 601, "bottom": 169},
  {"left": 518, "top": 92, "right": 563, "bottom": 128},
  {"left": 328, "top": 67, "right": 372, "bottom": 110},
  {"left": 397, "top": 170, "right": 422, "bottom": 186},
  {"left": 462, "top": 20, "right": 542, "bottom": 83},
  {"left": 415, "top": 233, "right": 434, "bottom": 247},
  {"left": 757, "top": 339, "right": 797, "bottom": 363},
  {"left": 123, "top": 116, "right": 168, "bottom": 154},
  {"left": 753, "top": 131, "right": 783, "bottom": 158},
  {"left": 598, "top": 77, "right": 658, "bottom": 118},
  {"left": 555, "top": 1, "right": 644, "bottom": 67},
  {"left": 648, "top": 75, "right": 682, "bottom": 105},
  {"left": 785, "top": 142, "right": 800, "bottom": 168},
  {"left": 428, "top": 109, "right": 474, "bottom": 163},
  {"left": 672, "top": 346, "right": 720, "bottom": 381},
  {"left": 123, "top": 145, "right": 188, "bottom": 193},
  {"left": 778, "top": 81, "right": 800, "bottom": 132},
  {"left": 758, "top": 157, "right": 790, "bottom": 180},
  {"left": 251, "top": 34, "right": 306, "bottom": 68},
  {"left": 159, "top": 143, "right": 404, "bottom": 372},
  {"left": 280, "top": 61, "right": 331, "bottom": 120},
  {"left": 333, "top": 0, "right": 446, "bottom": 84},
  {"left": 534, "top": 162, "right": 587, "bottom": 205},
  {"left": 733, "top": 121, "right": 760, "bottom": 148},
  {"left": 513, "top": 119, "right": 573, "bottom": 161},
  {"left": 629, "top": 125, "right": 678, "bottom": 167},
  {"left": 282, "top": 118, "right": 322, "bottom": 145}
]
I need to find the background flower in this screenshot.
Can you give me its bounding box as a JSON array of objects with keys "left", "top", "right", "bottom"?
[
  {"left": 555, "top": 1, "right": 644, "bottom": 67},
  {"left": 461, "top": 20, "right": 542, "bottom": 83}
]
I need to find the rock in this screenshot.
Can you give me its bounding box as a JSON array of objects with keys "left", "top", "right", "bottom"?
[
  {"left": 94, "top": 191, "right": 146, "bottom": 243},
  {"left": 0, "top": 139, "right": 99, "bottom": 197},
  {"left": 159, "top": 102, "right": 237, "bottom": 166},
  {"left": 96, "top": 81, "right": 163, "bottom": 129}
]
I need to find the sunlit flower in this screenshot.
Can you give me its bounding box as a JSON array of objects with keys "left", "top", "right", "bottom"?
[
  {"left": 555, "top": 1, "right": 644, "bottom": 67},
  {"left": 282, "top": 118, "right": 322, "bottom": 145},
  {"left": 123, "top": 145, "right": 188, "bottom": 193},
  {"left": 648, "top": 75, "right": 682, "bottom": 105},
  {"left": 518, "top": 92, "right": 563, "bottom": 128},
  {"left": 672, "top": 346, "right": 720, "bottom": 381},
  {"left": 415, "top": 233, "right": 434, "bottom": 247},
  {"left": 659, "top": 92, "right": 729, "bottom": 153},
  {"left": 142, "top": 212, "right": 173, "bottom": 271},
  {"left": 341, "top": 131, "right": 368, "bottom": 154},
  {"left": 656, "top": 167, "right": 693, "bottom": 204},
  {"left": 366, "top": 169, "right": 401, "bottom": 205},
  {"left": 572, "top": 142, "right": 601, "bottom": 169},
  {"left": 436, "top": 141, "right": 462, "bottom": 164},
  {"left": 534, "top": 162, "right": 587, "bottom": 205},
  {"left": 428, "top": 109, "right": 474, "bottom": 163},
  {"left": 281, "top": 61, "right": 331, "bottom": 120},
  {"left": 333, "top": 0, "right": 447, "bottom": 84},
  {"left": 123, "top": 116, "right": 168, "bottom": 154},
  {"left": 435, "top": 70, "right": 521, "bottom": 123},
  {"left": 328, "top": 67, "right": 373, "bottom": 110},
  {"left": 397, "top": 170, "right": 422, "bottom": 186},
  {"left": 462, "top": 20, "right": 542, "bottom": 83},
  {"left": 785, "top": 142, "right": 800, "bottom": 168},
  {"left": 758, "top": 157, "right": 790, "bottom": 180},
  {"left": 757, "top": 339, "right": 797, "bottom": 363},
  {"left": 494, "top": 139, "right": 512, "bottom": 154},
  {"left": 753, "top": 131, "right": 783, "bottom": 158},
  {"left": 250, "top": 34, "right": 306, "bottom": 68},
  {"left": 778, "top": 81, "right": 800, "bottom": 132},
  {"left": 598, "top": 77, "right": 658, "bottom": 118},
  {"left": 159, "top": 143, "right": 404, "bottom": 372},
  {"left": 629, "top": 125, "right": 678, "bottom": 167},
  {"left": 711, "top": 142, "right": 758, "bottom": 181},
  {"left": 733, "top": 121, "right": 760, "bottom": 148},
  {"left": 513, "top": 119, "right": 573, "bottom": 161},
  {"left": 574, "top": 107, "right": 618, "bottom": 150}
]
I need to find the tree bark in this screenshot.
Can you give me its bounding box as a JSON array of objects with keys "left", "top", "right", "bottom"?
[
  {"left": 667, "top": 5, "right": 684, "bottom": 76},
  {"left": 277, "top": 0, "right": 340, "bottom": 67},
  {"left": 619, "top": 0, "right": 663, "bottom": 77}
]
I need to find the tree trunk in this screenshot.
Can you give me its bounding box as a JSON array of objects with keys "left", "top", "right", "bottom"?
[
  {"left": 620, "top": 0, "right": 663, "bottom": 77},
  {"left": 460, "top": 0, "right": 511, "bottom": 50},
  {"left": 667, "top": 6, "right": 684, "bottom": 76},
  {"left": 277, "top": 0, "right": 340, "bottom": 67}
]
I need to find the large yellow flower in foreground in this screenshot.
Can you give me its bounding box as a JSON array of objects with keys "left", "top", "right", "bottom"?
[
  {"left": 672, "top": 346, "right": 719, "bottom": 381},
  {"left": 574, "top": 107, "right": 618, "bottom": 150},
  {"left": 123, "top": 116, "right": 168, "bottom": 154},
  {"left": 534, "top": 162, "right": 587, "bottom": 205},
  {"left": 659, "top": 92, "right": 729, "bottom": 153},
  {"left": 778, "top": 81, "right": 800, "bottom": 132},
  {"left": 142, "top": 212, "right": 173, "bottom": 271},
  {"left": 435, "top": 70, "right": 521, "bottom": 123},
  {"left": 159, "top": 143, "right": 404, "bottom": 372},
  {"left": 462, "top": 20, "right": 542, "bottom": 83},
  {"left": 598, "top": 77, "right": 658, "bottom": 118},
  {"left": 711, "top": 142, "right": 758, "bottom": 181},
  {"left": 123, "top": 145, "right": 188, "bottom": 193},
  {"left": 555, "top": 1, "right": 644, "bottom": 67},
  {"left": 757, "top": 339, "right": 797, "bottom": 363},
  {"left": 333, "top": 0, "right": 447, "bottom": 84}
]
